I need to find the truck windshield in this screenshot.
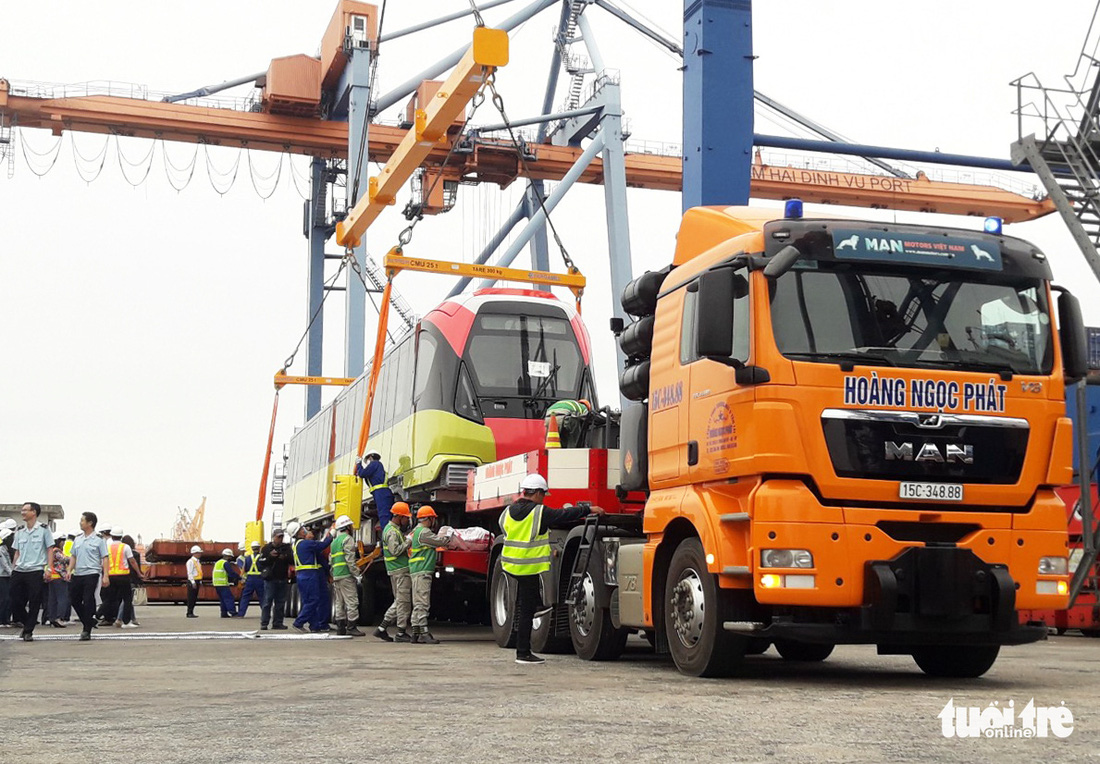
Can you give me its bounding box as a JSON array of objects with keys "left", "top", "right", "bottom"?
[
  {"left": 769, "top": 263, "right": 1053, "bottom": 375},
  {"left": 466, "top": 313, "right": 584, "bottom": 398}
]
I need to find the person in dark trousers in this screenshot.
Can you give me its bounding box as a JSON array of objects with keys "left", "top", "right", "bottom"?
[
  {"left": 10, "top": 502, "right": 56, "bottom": 642},
  {"left": 43, "top": 532, "right": 70, "bottom": 627},
  {"left": 0, "top": 527, "right": 15, "bottom": 626},
  {"left": 288, "top": 522, "right": 331, "bottom": 633},
  {"left": 237, "top": 541, "right": 266, "bottom": 618},
  {"left": 212, "top": 549, "right": 241, "bottom": 617},
  {"left": 101, "top": 527, "right": 141, "bottom": 627},
  {"left": 500, "top": 474, "right": 603, "bottom": 664},
  {"left": 185, "top": 546, "right": 203, "bottom": 618},
  {"left": 121, "top": 534, "right": 143, "bottom": 626},
  {"left": 258, "top": 529, "right": 291, "bottom": 630},
  {"left": 357, "top": 450, "right": 396, "bottom": 530},
  {"left": 66, "top": 511, "right": 111, "bottom": 641}
]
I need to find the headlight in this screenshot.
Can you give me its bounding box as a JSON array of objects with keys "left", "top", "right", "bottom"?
[
  {"left": 761, "top": 548, "right": 814, "bottom": 569},
  {"left": 1038, "top": 556, "right": 1068, "bottom": 575}
]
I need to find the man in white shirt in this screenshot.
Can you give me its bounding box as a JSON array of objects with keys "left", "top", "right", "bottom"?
[{"left": 185, "top": 546, "right": 203, "bottom": 618}]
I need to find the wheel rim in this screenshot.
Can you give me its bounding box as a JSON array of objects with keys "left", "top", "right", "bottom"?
[
  {"left": 571, "top": 572, "right": 596, "bottom": 637},
  {"left": 670, "top": 567, "right": 706, "bottom": 649},
  {"left": 492, "top": 575, "right": 511, "bottom": 627}
]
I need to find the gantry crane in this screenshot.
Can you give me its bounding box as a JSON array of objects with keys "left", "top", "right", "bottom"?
[{"left": 0, "top": 0, "right": 1055, "bottom": 419}]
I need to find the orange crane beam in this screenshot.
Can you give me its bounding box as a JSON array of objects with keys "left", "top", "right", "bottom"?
[
  {"left": 336, "top": 27, "right": 509, "bottom": 248},
  {"left": 0, "top": 78, "right": 1054, "bottom": 221}
]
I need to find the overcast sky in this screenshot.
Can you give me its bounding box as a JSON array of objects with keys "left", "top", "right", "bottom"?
[{"left": 2, "top": 0, "right": 1096, "bottom": 543}]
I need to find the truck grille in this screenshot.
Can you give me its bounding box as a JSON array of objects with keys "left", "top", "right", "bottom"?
[{"left": 821, "top": 409, "right": 1029, "bottom": 485}]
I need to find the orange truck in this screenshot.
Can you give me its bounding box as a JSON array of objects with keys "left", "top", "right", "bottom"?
[{"left": 508, "top": 203, "right": 1088, "bottom": 678}]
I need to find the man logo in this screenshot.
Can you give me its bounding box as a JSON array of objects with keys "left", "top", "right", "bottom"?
[
  {"left": 970, "top": 244, "right": 995, "bottom": 262},
  {"left": 836, "top": 234, "right": 860, "bottom": 251},
  {"left": 885, "top": 442, "right": 974, "bottom": 464}
]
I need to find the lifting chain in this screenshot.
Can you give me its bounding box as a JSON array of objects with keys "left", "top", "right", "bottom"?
[
  {"left": 484, "top": 72, "right": 578, "bottom": 276},
  {"left": 387, "top": 72, "right": 493, "bottom": 253}
]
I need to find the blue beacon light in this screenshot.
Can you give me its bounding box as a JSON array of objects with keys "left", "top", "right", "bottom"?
[
  {"left": 983, "top": 216, "right": 1003, "bottom": 235},
  {"left": 784, "top": 199, "right": 804, "bottom": 219}
]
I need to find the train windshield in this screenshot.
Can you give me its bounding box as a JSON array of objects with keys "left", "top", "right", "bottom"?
[
  {"left": 769, "top": 263, "right": 1054, "bottom": 375},
  {"left": 466, "top": 313, "right": 584, "bottom": 399}
]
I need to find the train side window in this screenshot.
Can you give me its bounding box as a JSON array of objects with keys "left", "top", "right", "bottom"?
[
  {"left": 680, "top": 288, "right": 698, "bottom": 364},
  {"left": 455, "top": 362, "right": 483, "bottom": 423},
  {"left": 413, "top": 331, "right": 438, "bottom": 403},
  {"left": 394, "top": 338, "right": 415, "bottom": 423}
]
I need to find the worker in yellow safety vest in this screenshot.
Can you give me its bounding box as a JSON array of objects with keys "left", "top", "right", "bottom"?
[
  {"left": 212, "top": 549, "right": 241, "bottom": 618},
  {"left": 236, "top": 541, "right": 265, "bottom": 618},
  {"left": 499, "top": 474, "right": 603, "bottom": 664}
]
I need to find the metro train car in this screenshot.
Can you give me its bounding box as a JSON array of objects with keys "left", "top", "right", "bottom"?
[{"left": 282, "top": 287, "right": 597, "bottom": 532}]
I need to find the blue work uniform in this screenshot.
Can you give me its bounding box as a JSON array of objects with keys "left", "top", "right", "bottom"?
[
  {"left": 292, "top": 537, "right": 330, "bottom": 631},
  {"left": 236, "top": 553, "right": 266, "bottom": 617},
  {"left": 357, "top": 459, "right": 395, "bottom": 528}
]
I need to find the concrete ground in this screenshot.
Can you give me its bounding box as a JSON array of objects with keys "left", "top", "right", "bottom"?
[{"left": 1, "top": 604, "right": 1097, "bottom": 764}]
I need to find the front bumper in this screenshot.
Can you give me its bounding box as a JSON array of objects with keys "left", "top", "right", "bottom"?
[{"left": 743, "top": 546, "right": 1046, "bottom": 647}]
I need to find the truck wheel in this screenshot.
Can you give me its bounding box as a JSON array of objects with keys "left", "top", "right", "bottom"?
[
  {"left": 774, "top": 640, "right": 833, "bottom": 662},
  {"left": 286, "top": 583, "right": 300, "bottom": 619},
  {"left": 490, "top": 556, "right": 516, "bottom": 648},
  {"left": 912, "top": 645, "right": 1000, "bottom": 678},
  {"left": 664, "top": 537, "right": 744, "bottom": 677},
  {"left": 532, "top": 603, "right": 574, "bottom": 654},
  {"left": 569, "top": 552, "right": 627, "bottom": 661},
  {"left": 356, "top": 579, "right": 377, "bottom": 626}
]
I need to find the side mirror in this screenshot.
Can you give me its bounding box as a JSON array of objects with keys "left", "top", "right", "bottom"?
[
  {"left": 696, "top": 269, "right": 734, "bottom": 360},
  {"left": 1057, "top": 288, "right": 1088, "bottom": 382},
  {"left": 763, "top": 244, "right": 802, "bottom": 279}
]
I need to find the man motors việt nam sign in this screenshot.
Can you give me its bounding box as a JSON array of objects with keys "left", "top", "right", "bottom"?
[{"left": 831, "top": 229, "right": 1003, "bottom": 271}]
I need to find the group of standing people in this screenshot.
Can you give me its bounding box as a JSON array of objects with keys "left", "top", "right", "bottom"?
[{"left": 0, "top": 503, "right": 142, "bottom": 642}]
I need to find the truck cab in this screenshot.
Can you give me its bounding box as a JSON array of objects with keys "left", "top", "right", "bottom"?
[{"left": 603, "top": 204, "right": 1086, "bottom": 677}]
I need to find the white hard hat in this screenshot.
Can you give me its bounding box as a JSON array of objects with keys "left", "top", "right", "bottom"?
[
  {"left": 0, "top": 518, "right": 16, "bottom": 531},
  {"left": 221, "top": 548, "right": 233, "bottom": 557},
  {"left": 110, "top": 526, "right": 124, "bottom": 537},
  {"left": 285, "top": 521, "right": 302, "bottom": 538},
  {"left": 334, "top": 514, "right": 353, "bottom": 530},
  {"left": 0, "top": 528, "right": 12, "bottom": 542},
  {"left": 237, "top": 542, "right": 246, "bottom": 551},
  {"left": 190, "top": 545, "right": 202, "bottom": 554},
  {"left": 251, "top": 541, "right": 261, "bottom": 548},
  {"left": 363, "top": 449, "right": 381, "bottom": 459},
  {"left": 54, "top": 532, "right": 66, "bottom": 541},
  {"left": 519, "top": 474, "right": 550, "bottom": 493}
]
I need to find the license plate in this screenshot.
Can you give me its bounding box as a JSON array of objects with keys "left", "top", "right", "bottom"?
[{"left": 899, "top": 482, "right": 964, "bottom": 502}]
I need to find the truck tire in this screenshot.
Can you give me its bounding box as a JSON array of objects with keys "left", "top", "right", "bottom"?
[
  {"left": 664, "top": 537, "right": 744, "bottom": 677},
  {"left": 356, "top": 579, "right": 377, "bottom": 626},
  {"left": 532, "top": 603, "right": 574, "bottom": 654},
  {"left": 569, "top": 549, "right": 627, "bottom": 661},
  {"left": 490, "top": 556, "right": 516, "bottom": 648},
  {"left": 912, "top": 645, "right": 999, "bottom": 678},
  {"left": 286, "top": 583, "right": 300, "bottom": 619},
  {"left": 774, "top": 639, "right": 833, "bottom": 662}
]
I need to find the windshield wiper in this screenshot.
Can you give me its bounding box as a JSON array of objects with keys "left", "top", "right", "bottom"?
[
  {"left": 785, "top": 350, "right": 896, "bottom": 368},
  {"left": 913, "top": 357, "right": 1016, "bottom": 379}
]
